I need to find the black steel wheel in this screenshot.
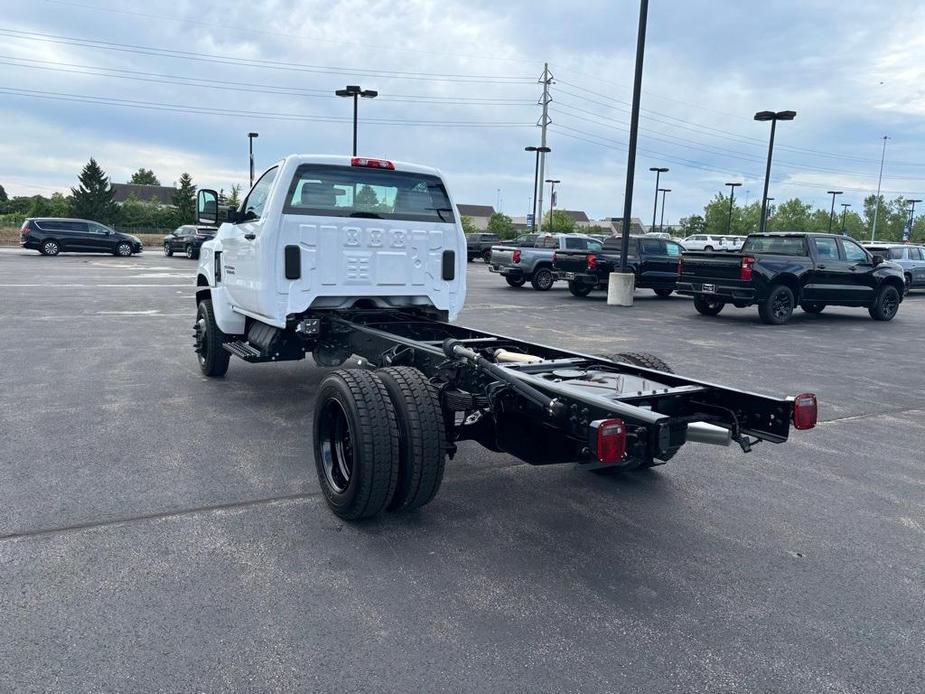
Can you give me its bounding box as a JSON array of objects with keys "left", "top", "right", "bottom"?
[
  {"left": 115, "top": 241, "right": 133, "bottom": 257},
  {"left": 482, "top": 248, "right": 492, "bottom": 263},
  {"left": 377, "top": 367, "right": 447, "bottom": 512},
  {"left": 41, "top": 240, "right": 60, "bottom": 256},
  {"left": 758, "top": 285, "right": 794, "bottom": 325},
  {"left": 568, "top": 281, "right": 593, "bottom": 297},
  {"left": 313, "top": 370, "right": 400, "bottom": 520},
  {"left": 194, "top": 299, "right": 230, "bottom": 377},
  {"left": 505, "top": 275, "right": 526, "bottom": 288},
  {"left": 163, "top": 243, "right": 173, "bottom": 257},
  {"left": 801, "top": 302, "right": 825, "bottom": 314},
  {"left": 869, "top": 284, "right": 901, "bottom": 321},
  {"left": 531, "top": 266, "right": 555, "bottom": 291},
  {"left": 653, "top": 287, "right": 674, "bottom": 298},
  {"left": 693, "top": 295, "right": 724, "bottom": 316}
]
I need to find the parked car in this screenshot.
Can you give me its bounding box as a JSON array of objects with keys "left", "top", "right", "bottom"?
[
  {"left": 489, "top": 233, "right": 601, "bottom": 290},
  {"left": 465, "top": 232, "right": 501, "bottom": 262},
  {"left": 727, "top": 236, "right": 747, "bottom": 251},
  {"left": 680, "top": 234, "right": 734, "bottom": 252},
  {"left": 553, "top": 235, "right": 683, "bottom": 297},
  {"left": 164, "top": 224, "right": 218, "bottom": 259},
  {"left": 677, "top": 232, "right": 906, "bottom": 324},
  {"left": 863, "top": 243, "right": 925, "bottom": 293},
  {"left": 19, "top": 218, "right": 143, "bottom": 256}
]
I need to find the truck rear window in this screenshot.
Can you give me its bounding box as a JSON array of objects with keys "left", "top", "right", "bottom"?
[
  {"left": 741, "top": 236, "right": 807, "bottom": 256},
  {"left": 283, "top": 164, "right": 456, "bottom": 223}
]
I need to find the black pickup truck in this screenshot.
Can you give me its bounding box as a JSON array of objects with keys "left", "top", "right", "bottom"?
[
  {"left": 465, "top": 232, "right": 501, "bottom": 262},
  {"left": 553, "top": 235, "right": 683, "bottom": 297},
  {"left": 677, "top": 232, "right": 906, "bottom": 324}
]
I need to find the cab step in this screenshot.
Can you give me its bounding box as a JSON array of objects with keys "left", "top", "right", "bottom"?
[{"left": 223, "top": 340, "right": 277, "bottom": 363}]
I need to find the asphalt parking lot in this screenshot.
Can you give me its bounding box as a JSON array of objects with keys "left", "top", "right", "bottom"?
[{"left": 2, "top": 248, "right": 924, "bottom": 693}]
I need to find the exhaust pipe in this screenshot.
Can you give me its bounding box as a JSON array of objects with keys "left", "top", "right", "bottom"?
[{"left": 686, "top": 422, "right": 731, "bottom": 446}]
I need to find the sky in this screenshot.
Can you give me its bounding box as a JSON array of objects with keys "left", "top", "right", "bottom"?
[{"left": 2, "top": 0, "right": 924, "bottom": 225}]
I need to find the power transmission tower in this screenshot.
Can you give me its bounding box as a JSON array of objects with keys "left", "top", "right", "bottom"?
[{"left": 535, "top": 63, "right": 553, "bottom": 234}]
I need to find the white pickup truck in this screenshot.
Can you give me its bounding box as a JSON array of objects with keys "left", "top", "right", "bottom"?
[{"left": 191, "top": 154, "right": 817, "bottom": 521}]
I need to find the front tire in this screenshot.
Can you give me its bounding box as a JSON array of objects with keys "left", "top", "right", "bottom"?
[
  {"left": 314, "top": 370, "right": 400, "bottom": 520},
  {"left": 568, "top": 280, "right": 593, "bottom": 297},
  {"left": 531, "top": 266, "right": 555, "bottom": 291},
  {"left": 505, "top": 275, "right": 526, "bottom": 288},
  {"left": 115, "top": 242, "right": 132, "bottom": 257},
  {"left": 758, "top": 285, "right": 794, "bottom": 325},
  {"left": 195, "top": 299, "right": 230, "bottom": 377},
  {"left": 869, "top": 285, "right": 901, "bottom": 321},
  {"left": 164, "top": 243, "right": 173, "bottom": 257},
  {"left": 693, "top": 295, "right": 724, "bottom": 316},
  {"left": 377, "top": 367, "right": 447, "bottom": 512},
  {"left": 653, "top": 287, "right": 673, "bottom": 298}
]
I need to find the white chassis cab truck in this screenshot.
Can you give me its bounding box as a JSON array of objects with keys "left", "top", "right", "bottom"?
[{"left": 193, "top": 154, "right": 818, "bottom": 520}]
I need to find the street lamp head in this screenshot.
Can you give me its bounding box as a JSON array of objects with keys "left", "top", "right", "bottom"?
[
  {"left": 659, "top": 188, "right": 671, "bottom": 193},
  {"left": 775, "top": 110, "right": 797, "bottom": 120},
  {"left": 649, "top": 166, "right": 669, "bottom": 173},
  {"left": 360, "top": 89, "right": 378, "bottom": 98},
  {"left": 248, "top": 132, "right": 259, "bottom": 138},
  {"left": 826, "top": 190, "right": 843, "bottom": 195},
  {"left": 725, "top": 182, "right": 742, "bottom": 188},
  {"left": 525, "top": 145, "right": 551, "bottom": 153},
  {"left": 336, "top": 85, "right": 362, "bottom": 97},
  {"left": 909, "top": 199, "right": 923, "bottom": 204},
  {"left": 545, "top": 179, "right": 560, "bottom": 183},
  {"left": 754, "top": 111, "right": 775, "bottom": 121}
]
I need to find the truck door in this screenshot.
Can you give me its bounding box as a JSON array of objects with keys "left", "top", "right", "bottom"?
[
  {"left": 909, "top": 246, "right": 925, "bottom": 285},
  {"left": 837, "top": 237, "right": 878, "bottom": 304},
  {"left": 805, "top": 236, "right": 843, "bottom": 302},
  {"left": 223, "top": 166, "right": 278, "bottom": 314}
]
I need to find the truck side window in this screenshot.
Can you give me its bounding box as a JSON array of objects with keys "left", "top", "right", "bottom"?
[
  {"left": 241, "top": 166, "right": 279, "bottom": 222},
  {"left": 665, "top": 242, "right": 681, "bottom": 257},
  {"left": 565, "top": 237, "right": 586, "bottom": 249},
  {"left": 910, "top": 247, "right": 924, "bottom": 261},
  {"left": 812, "top": 237, "right": 839, "bottom": 259},
  {"left": 841, "top": 238, "right": 868, "bottom": 262}
]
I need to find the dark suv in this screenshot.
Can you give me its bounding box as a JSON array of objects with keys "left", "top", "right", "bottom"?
[
  {"left": 163, "top": 224, "right": 217, "bottom": 259},
  {"left": 20, "top": 218, "right": 143, "bottom": 256}
]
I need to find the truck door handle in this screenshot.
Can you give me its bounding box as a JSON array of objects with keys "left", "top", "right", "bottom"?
[
  {"left": 816, "top": 264, "right": 826, "bottom": 269},
  {"left": 244, "top": 232, "right": 256, "bottom": 240}
]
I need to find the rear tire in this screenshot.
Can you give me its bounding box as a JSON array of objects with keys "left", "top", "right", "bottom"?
[
  {"left": 653, "top": 287, "right": 673, "bottom": 298},
  {"left": 195, "top": 299, "right": 230, "bottom": 377},
  {"left": 704, "top": 245, "right": 714, "bottom": 252},
  {"left": 185, "top": 244, "right": 195, "bottom": 259},
  {"left": 377, "top": 367, "right": 447, "bottom": 512},
  {"left": 531, "top": 266, "right": 554, "bottom": 291},
  {"left": 606, "top": 352, "right": 674, "bottom": 373},
  {"left": 41, "top": 240, "right": 60, "bottom": 256},
  {"left": 869, "top": 284, "right": 901, "bottom": 321},
  {"left": 568, "top": 281, "right": 593, "bottom": 297},
  {"left": 693, "top": 295, "right": 724, "bottom": 316},
  {"left": 482, "top": 249, "right": 492, "bottom": 263},
  {"left": 801, "top": 302, "right": 825, "bottom": 314},
  {"left": 904, "top": 274, "right": 912, "bottom": 296},
  {"left": 505, "top": 276, "right": 526, "bottom": 288},
  {"left": 313, "top": 370, "right": 400, "bottom": 520},
  {"left": 758, "top": 285, "right": 794, "bottom": 325}
]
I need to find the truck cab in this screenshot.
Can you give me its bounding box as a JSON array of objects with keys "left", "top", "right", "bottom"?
[{"left": 195, "top": 155, "right": 466, "bottom": 338}]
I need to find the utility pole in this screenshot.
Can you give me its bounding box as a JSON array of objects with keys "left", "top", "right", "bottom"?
[
  {"left": 649, "top": 167, "right": 668, "bottom": 232},
  {"left": 658, "top": 188, "right": 670, "bottom": 233},
  {"left": 535, "top": 63, "right": 553, "bottom": 234},
  {"left": 871, "top": 135, "right": 889, "bottom": 242}
]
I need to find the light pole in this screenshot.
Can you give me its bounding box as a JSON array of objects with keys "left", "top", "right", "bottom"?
[
  {"left": 906, "top": 199, "right": 922, "bottom": 242},
  {"left": 649, "top": 167, "right": 669, "bottom": 233},
  {"left": 871, "top": 135, "right": 889, "bottom": 242},
  {"left": 247, "top": 132, "right": 258, "bottom": 188},
  {"left": 335, "top": 85, "right": 378, "bottom": 156},
  {"left": 658, "top": 188, "right": 671, "bottom": 233},
  {"left": 525, "top": 146, "right": 551, "bottom": 231},
  {"left": 545, "top": 179, "right": 560, "bottom": 227},
  {"left": 725, "top": 182, "right": 742, "bottom": 234},
  {"left": 826, "top": 190, "right": 843, "bottom": 232},
  {"left": 840, "top": 202, "right": 851, "bottom": 236},
  {"left": 755, "top": 110, "right": 796, "bottom": 234}
]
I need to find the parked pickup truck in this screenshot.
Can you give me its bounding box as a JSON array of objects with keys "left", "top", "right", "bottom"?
[
  {"left": 554, "top": 235, "right": 683, "bottom": 298},
  {"left": 465, "top": 232, "right": 500, "bottom": 262},
  {"left": 489, "top": 233, "right": 602, "bottom": 290},
  {"left": 677, "top": 232, "right": 906, "bottom": 324}
]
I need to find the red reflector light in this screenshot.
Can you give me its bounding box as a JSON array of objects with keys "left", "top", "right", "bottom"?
[
  {"left": 512, "top": 249, "right": 522, "bottom": 263},
  {"left": 587, "top": 253, "right": 597, "bottom": 271},
  {"left": 740, "top": 255, "right": 755, "bottom": 281},
  {"left": 595, "top": 418, "right": 627, "bottom": 464},
  {"left": 677, "top": 256, "right": 683, "bottom": 278},
  {"left": 792, "top": 393, "right": 818, "bottom": 430},
  {"left": 351, "top": 157, "right": 394, "bottom": 170}
]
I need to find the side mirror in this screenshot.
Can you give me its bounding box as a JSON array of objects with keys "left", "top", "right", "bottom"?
[
  {"left": 871, "top": 254, "right": 884, "bottom": 266},
  {"left": 225, "top": 208, "right": 240, "bottom": 224},
  {"left": 197, "top": 189, "right": 218, "bottom": 225}
]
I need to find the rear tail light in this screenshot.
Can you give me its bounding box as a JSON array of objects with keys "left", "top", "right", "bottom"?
[
  {"left": 587, "top": 254, "right": 597, "bottom": 271},
  {"left": 740, "top": 255, "right": 756, "bottom": 281},
  {"left": 20, "top": 220, "right": 31, "bottom": 236},
  {"left": 593, "top": 418, "right": 627, "bottom": 464},
  {"left": 792, "top": 393, "right": 818, "bottom": 430},
  {"left": 351, "top": 157, "right": 394, "bottom": 170},
  {"left": 512, "top": 249, "right": 522, "bottom": 263},
  {"left": 677, "top": 256, "right": 683, "bottom": 278}
]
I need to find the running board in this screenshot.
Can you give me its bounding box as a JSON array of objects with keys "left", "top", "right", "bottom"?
[{"left": 223, "top": 340, "right": 282, "bottom": 363}]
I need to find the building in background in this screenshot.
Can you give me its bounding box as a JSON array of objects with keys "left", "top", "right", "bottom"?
[{"left": 456, "top": 204, "right": 496, "bottom": 230}]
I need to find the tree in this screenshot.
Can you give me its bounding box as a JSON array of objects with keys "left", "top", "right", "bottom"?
[
  {"left": 461, "top": 215, "right": 478, "bottom": 234},
  {"left": 173, "top": 172, "right": 196, "bottom": 224},
  {"left": 130, "top": 168, "right": 160, "bottom": 185},
  {"left": 71, "top": 158, "right": 116, "bottom": 223},
  {"left": 0, "top": 184, "right": 7, "bottom": 202},
  {"left": 677, "top": 214, "right": 705, "bottom": 236},
  {"left": 767, "top": 198, "right": 812, "bottom": 232},
  {"left": 226, "top": 184, "right": 242, "bottom": 209},
  {"left": 487, "top": 212, "right": 516, "bottom": 239},
  {"left": 543, "top": 209, "right": 575, "bottom": 233},
  {"left": 355, "top": 184, "right": 380, "bottom": 209}
]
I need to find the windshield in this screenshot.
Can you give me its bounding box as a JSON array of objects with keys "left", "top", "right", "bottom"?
[
  {"left": 283, "top": 164, "right": 455, "bottom": 223},
  {"left": 742, "top": 236, "right": 807, "bottom": 256}
]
